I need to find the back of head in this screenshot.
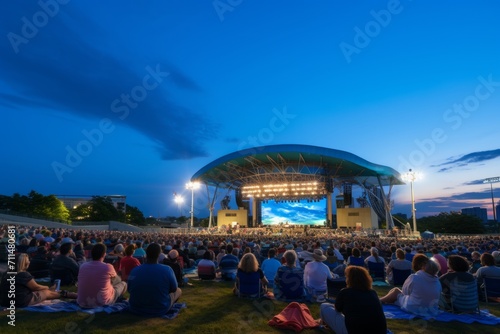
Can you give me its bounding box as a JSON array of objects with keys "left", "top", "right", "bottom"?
[
  {"left": 114, "top": 243, "right": 124, "bottom": 254},
  {"left": 268, "top": 248, "right": 277, "bottom": 258},
  {"left": 283, "top": 250, "right": 296, "bottom": 267},
  {"left": 124, "top": 244, "right": 135, "bottom": 256},
  {"left": 203, "top": 250, "right": 214, "bottom": 261},
  {"left": 232, "top": 248, "right": 239, "bottom": 256},
  {"left": 352, "top": 247, "right": 361, "bottom": 257},
  {"left": 396, "top": 248, "right": 405, "bottom": 260},
  {"left": 481, "top": 253, "right": 495, "bottom": 266},
  {"left": 91, "top": 243, "right": 107, "bottom": 261},
  {"left": 424, "top": 259, "right": 440, "bottom": 276},
  {"left": 412, "top": 254, "right": 429, "bottom": 272},
  {"left": 238, "top": 253, "right": 258, "bottom": 273},
  {"left": 146, "top": 243, "right": 161, "bottom": 261},
  {"left": 226, "top": 244, "right": 233, "bottom": 254},
  {"left": 447, "top": 255, "right": 469, "bottom": 272},
  {"left": 59, "top": 242, "right": 72, "bottom": 256},
  {"left": 345, "top": 266, "right": 372, "bottom": 290}
]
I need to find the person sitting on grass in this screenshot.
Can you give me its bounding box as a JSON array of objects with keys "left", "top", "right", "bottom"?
[
  {"left": 233, "top": 253, "right": 268, "bottom": 297},
  {"left": 380, "top": 254, "right": 441, "bottom": 317},
  {"left": 274, "top": 250, "right": 306, "bottom": 301},
  {"left": 77, "top": 243, "right": 127, "bottom": 308},
  {"left": 128, "top": 243, "right": 182, "bottom": 316},
  {"left": 439, "top": 255, "right": 476, "bottom": 311},
  {"left": 319, "top": 266, "right": 387, "bottom": 334},
  {"left": 119, "top": 244, "right": 141, "bottom": 282},
  {"left": 304, "top": 249, "right": 334, "bottom": 302},
  {"left": 197, "top": 250, "right": 217, "bottom": 280},
  {"left": 386, "top": 248, "right": 412, "bottom": 285},
  {"left": 218, "top": 244, "right": 239, "bottom": 281},
  {"left": 261, "top": 248, "right": 281, "bottom": 288},
  {"left": 346, "top": 247, "right": 364, "bottom": 266},
  {"left": 50, "top": 241, "right": 79, "bottom": 286},
  {"left": 475, "top": 253, "right": 500, "bottom": 284},
  {"left": 0, "top": 253, "right": 76, "bottom": 308},
  {"left": 163, "top": 249, "right": 185, "bottom": 287}
]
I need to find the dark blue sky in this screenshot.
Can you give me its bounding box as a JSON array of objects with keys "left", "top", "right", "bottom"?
[{"left": 1, "top": 1, "right": 499, "bottom": 219}]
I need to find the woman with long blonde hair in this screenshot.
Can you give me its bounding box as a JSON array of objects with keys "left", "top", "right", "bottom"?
[
  {"left": 234, "top": 253, "right": 268, "bottom": 296},
  {"left": 0, "top": 253, "right": 76, "bottom": 308}
]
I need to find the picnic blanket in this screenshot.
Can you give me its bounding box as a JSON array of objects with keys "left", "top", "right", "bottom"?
[
  {"left": 383, "top": 304, "right": 500, "bottom": 325},
  {"left": 21, "top": 300, "right": 187, "bottom": 319},
  {"left": 22, "top": 299, "right": 129, "bottom": 314},
  {"left": 268, "top": 302, "right": 319, "bottom": 332}
]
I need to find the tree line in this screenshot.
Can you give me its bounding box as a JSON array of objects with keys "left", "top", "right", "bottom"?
[{"left": 0, "top": 191, "right": 146, "bottom": 226}]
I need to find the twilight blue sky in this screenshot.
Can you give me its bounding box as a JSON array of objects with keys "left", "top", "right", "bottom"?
[{"left": 1, "top": 1, "right": 499, "bottom": 220}]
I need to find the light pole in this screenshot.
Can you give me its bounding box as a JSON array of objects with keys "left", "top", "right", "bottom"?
[
  {"left": 483, "top": 176, "right": 499, "bottom": 232},
  {"left": 186, "top": 181, "right": 200, "bottom": 229},
  {"left": 403, "top": 169, "right": 420, "bottom": 235}
]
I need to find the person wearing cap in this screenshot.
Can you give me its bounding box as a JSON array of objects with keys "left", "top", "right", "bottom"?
[
  {"left": 303, "top": 249, "right": 334, "bottom": 302},
  {"left": 163, "top": 249, "right": 185, "bottom": 287},
  {"left": 50, "top": 241, "right": 79, "bottom": 286},
  {"left": 128, "top": 243, "right": 182, "bottom": 316}
]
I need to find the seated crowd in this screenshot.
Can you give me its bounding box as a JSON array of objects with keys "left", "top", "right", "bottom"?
[{"left": 1, "top": 224, "right": 500, "bottom": 322}]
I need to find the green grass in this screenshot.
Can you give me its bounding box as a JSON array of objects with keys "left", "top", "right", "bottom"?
[{"left": 1, "top": 281, "right": 499, "bottom": 334}]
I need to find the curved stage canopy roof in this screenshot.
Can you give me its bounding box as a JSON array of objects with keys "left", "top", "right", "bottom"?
[{"left": 191, "top": 145, "right": 404, "bottom": 196}]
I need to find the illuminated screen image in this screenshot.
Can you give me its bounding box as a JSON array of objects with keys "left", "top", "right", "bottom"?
[{"left": 261, "top": 198, "right": 327, "bottom": 226}]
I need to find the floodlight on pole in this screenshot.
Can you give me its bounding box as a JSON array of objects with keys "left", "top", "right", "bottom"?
[
  {"left": 402, "top": 169, "right": 422, "bottom": 234},
  {"left": 173, "top": 193, "right": 184, "bottom": 216},
  {"left": 186, "top": 181, "right": 200, "bottom": 229}
]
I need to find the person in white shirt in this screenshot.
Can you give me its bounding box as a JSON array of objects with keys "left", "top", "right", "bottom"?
[{"left": 303, "top": 249, "right": 334, "bottom": 301}]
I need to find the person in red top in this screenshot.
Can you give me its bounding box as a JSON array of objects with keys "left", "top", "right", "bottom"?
[{"left": 120, "top": 244, "right": 141, "bottom": 282}]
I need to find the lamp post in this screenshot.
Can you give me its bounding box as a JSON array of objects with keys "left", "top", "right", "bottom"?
[
  {"left": 186, "top": 181, "right": 200, "bottom": 229},
  {"left": 483, "top": 176, "right": 499, "bottom": 232},
  {"left": 403, "top": 169, "right": 420, "bottom": 235}
]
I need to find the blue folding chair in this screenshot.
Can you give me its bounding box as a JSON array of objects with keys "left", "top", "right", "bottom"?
[
  {"left": 392, "top": 268, "right": 411, "bottom": 286},
  {"left": 483, "top": 277, "right": 500, "bottom": 303},
  {"left": 368, "top": 262, "right": 385, "bottom": 281}
]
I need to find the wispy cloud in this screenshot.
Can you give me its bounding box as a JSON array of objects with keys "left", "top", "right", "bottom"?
[
  {"left": 432, "top": 148, "right": 500, "bottom": 173},
  {"left": 0, "top": 5, "right": 217, "bottom": 160},
  {"left": 462, "top": 179, "right": 488, "bottom": 186}
]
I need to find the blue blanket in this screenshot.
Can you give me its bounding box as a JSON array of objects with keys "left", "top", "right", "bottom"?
[
  {"left": 21, "top": 300, "right": 187, "bottom": 319},
  {"left": 383, "top": 304, "right": 500, "bottom": 325}
]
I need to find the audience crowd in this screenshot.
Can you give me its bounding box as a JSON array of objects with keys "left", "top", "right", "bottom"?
[{"left": 1, "top": 224, "right": 500, "bottom": 324}]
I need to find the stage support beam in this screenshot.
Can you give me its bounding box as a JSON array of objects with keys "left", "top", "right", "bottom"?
[{"left": 327, "top": 192, "right": 332, "bottom": 227}]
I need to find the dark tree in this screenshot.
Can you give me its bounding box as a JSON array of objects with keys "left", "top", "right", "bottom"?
[
  {"left": 417, "top": 211, "right": 485, "bottom": 234},
  {"left": 125, "top": 204, "right": 146, "bottom": 226}
]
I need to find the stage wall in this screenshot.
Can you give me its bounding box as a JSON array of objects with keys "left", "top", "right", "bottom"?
[
  {"left": 336, "top": 207, "right": 378, "bottom": 229},
  {"left": 217, "top": 209, "right": 248, "bottom": 227}
]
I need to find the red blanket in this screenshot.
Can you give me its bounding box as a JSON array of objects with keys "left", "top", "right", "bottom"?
[{"left": 268, "top": 302, "right": 319, "bottom": 332}]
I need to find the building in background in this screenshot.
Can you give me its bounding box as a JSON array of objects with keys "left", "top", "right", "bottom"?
[
  {"left": 57, "top": 195, "right": 126, "bottom": 212},
  {"left": 461, "top": 207, "right": 487, "bottom": 223}
]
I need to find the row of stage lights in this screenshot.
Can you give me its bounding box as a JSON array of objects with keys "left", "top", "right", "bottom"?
[{"left": 260, "top": 197, "right": 325, "bottom": 204}]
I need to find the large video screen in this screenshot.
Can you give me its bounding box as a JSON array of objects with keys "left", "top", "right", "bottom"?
[{"left": 261, "top": 199, "right": 327, "bottom": 226}]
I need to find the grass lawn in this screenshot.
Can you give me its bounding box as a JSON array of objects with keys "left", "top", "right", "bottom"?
[{"left": 1, "top": 280, "right": 499, "bottom": 334}]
